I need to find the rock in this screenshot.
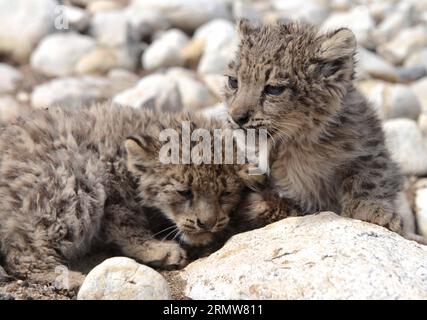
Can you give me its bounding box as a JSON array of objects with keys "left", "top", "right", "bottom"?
[
  {"left": 412, "top": 78, "right": 427, "bottom": 113},
  {"left": 77, "top": 257, "right": 171, "bottom": 300},
  {"left": 127, "top": 10, "right": 170, "bottom": 43},
  {"left": 90, "top": 10, "right": 128, "bottom": 48},
  {"left": 62, "top": 5, "right": 91, "bottom": 32},
  {"left": 201, "top": 103, "right": 228, "bottom": 122},
  {"left": 378, "top": 26, "right": 427, "bottom": 65},
  {"left": 31, "top": 76, "right": 117, "bottom": 109},
  {"left": 356, "top": 47, "right": 398, "bottom": 82},
  {"left": 181, "top": 212, "right": 427, "bottom": 299},
  {"left": 0, "top": 0, "right": 56, "bottom": 63},
  {"left": 273, "top": 0, "right": 329, "bottom": 25},
  {"left": 0, "top": 64, "right": 23, "bottom": 93},
  {"left": 30, "top": 33, "right": 96, "bottom": 77},
  {"left": 169, "top": 68, "right": 217, "bottom": 110},
  {"left": 357, "top": 81, "right": 421, "bottom": 121},
  {"left": 406, "top": 48, "right": 427, "bottom": 70},
  {"left": 383, "top": 118, "right": 427, "bottom": 176},
  {"left": 0, "top": 95, "right": 30, "bottom": 123},
  {"left": 232, "top": 0, "right": 263, "bottom": 21},
  {"left": 75, "top": 47, "right": 118, "bottom": 75},
  {"left": 371, "top": 2, "right": 415, "bottom": 45},
  {"left": 107, "top": 68, "right": 139, "bottom": 89},
  {"left": 130, "top": 0, "right": 231, "bottom": 32},
  {"left": 142, "top": 29, "right": 189, "bottom": 71},
  {"left": 198, "top": 47, "right": 235, "bottom": 75},
  {"left": 396, "top": 66, "right": 427, "bottom": 83},
  {"left": 182, "top": 39, "right": 205, "bottom": 69},
  {"left": 322, "top": 6, "right": 375, "bottom": 48},
  {"left": 203, "top": 74, "right": 226, "bottom": 100},
  {"left": 194, "top": 19, "right": 236, "bottom": 53},
  {"left": 87, "top": 0, "right": 124, "bottom": 13},
  {"left": 415, "top": 188, "right": 427, "bottom": 238},
  {"left": 113, "top": 73, "right": 183, "bottom": 112}
]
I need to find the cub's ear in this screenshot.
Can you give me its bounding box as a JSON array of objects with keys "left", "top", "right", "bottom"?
[
  {"left": 237, "top": 163, "right": 267, "bottom": 190},
  {"left": 237, "top": 18, "right": 259, "bottom": 37},
  {"left": 125, "top": 135, "right": 159, "bottom": 174},
  {"left": 316, "top": 28, "right": 356, "bottom": 79}
]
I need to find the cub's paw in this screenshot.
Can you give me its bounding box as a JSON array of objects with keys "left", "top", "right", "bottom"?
[
  {"left": 342, "top": 201, "right": 403, "bottom": 234},
  {"left": 143, "top": 241, "right": 188, "bottom": 270}
]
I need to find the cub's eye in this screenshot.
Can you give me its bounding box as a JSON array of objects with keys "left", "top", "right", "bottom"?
[
  {"left": 178, "top": 189, "right": 193, "bottom": 200},
  {"left": 264, "top": 85, "right": 286, "bottom": 96},
  {"left": 221, "top": 191, "right": 232, "bottom": 198},
  {"left": 228, "top": 76, "right": 238, "bottom": 90}
]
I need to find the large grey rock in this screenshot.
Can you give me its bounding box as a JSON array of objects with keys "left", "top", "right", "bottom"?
[
  {"left": 194, "top": 19, "right": 236, "bottom": 53},
  {"left": 383, "top": 118, "right": 427, "bottom": 176},
  {"left": 78, "top": 257, "right": 171, "bottom": 300},
  {"left": 406, "top": 48, "right": 427, "bottom": 70},
  {"left": 30, "top": 33, "right": 96, "bottom": 77},
  {"left": 142, "top": 29, "right": 189, "bottom": 71},
  {"left": 31, "top": 76, "right": 117, "bottom": 109},
  {"left": 181, "top": 212, "right": 427, "bottom": 299},
  {"left": 0, "top": 0, "right": 56, "bottom": 63},
  {"left": 130, "top": 0, "right": 231, "bottom": 31},
  {"left": 0, "top": 64, "right": 22, "bottom": 94}
]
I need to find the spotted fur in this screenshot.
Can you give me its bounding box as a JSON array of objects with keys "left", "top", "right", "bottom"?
[
  {"left": 0, "top": 104, "right": 255, "bottom": 289},
  {"left": 225, "top": 20, "right": 423, "bottom": 242}
]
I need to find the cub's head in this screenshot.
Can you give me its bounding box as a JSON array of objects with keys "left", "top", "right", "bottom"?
[
  {"left": 125, "top": 118, "right": 263, "bottom": 246},
  {"left": 224, "top": 20, "right": 356, "bottom": 141}
]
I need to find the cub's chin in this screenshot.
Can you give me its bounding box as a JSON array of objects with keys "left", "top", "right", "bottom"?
[{"left": 180, "top": 231, "right": 214, "bottom": 247}]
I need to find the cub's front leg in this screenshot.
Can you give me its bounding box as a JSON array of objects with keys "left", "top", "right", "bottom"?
[
  {"left": 103, "top": 205, "right": 188, "bottom": 270},
  {"left": 340, "top": 156, "right": 405, "bottom": 235}
]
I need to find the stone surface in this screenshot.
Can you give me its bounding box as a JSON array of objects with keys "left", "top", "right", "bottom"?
[
  {"left": 0, "top": 95, "right": 30, "bottom": 123},
  {"left": 181, "top": 212, "right": 427, "bottom": 299},
  {"left": 378, "top": 26, "right": 427, "bottom": 65},
  {"left": 90, "top": 9, "right": 129, "bottom": 48},
  {"left": 322, "top": 6, "right": 375, "bottom": 48},
  {"left": 383, "top": 118, "right": 427, "bottom": 176},
  {"left": 62, "top": 5, "right": 91, "bottom": 32},
  {"left": 77, "top": 257, "right": 171, "bottom": 300},
  {"left": 356, "top": 47, "right": 398, "bottom": 82},
  {"left": 357, "top": 81, "right": 421, "bottom": 121},
  {"left": 273, "top": 0, "right": 329, "bottom": 25},
  {"left": 130, "top": 0, "right": 231, "bottom": 32},
  {"left": 0, "top": 64, "right": 23, "bottom": 93},
  {"left": 415, "top": 188, "right": 427, "bottom": 238},
  {"left": 75, "top": 47, "right": 118, "bottom": 75},
  {"left": 0, "top": 0, "right": 56, "bottom": 63},
  {"left": 142, "top": 29, "right": 189, "bottom": 70},
  {"left": 113, "top": 73, "right": 183, "bottom": 112},
  {"left": 406, "top": 49, "right": 427, "bottom": 71},
  {"left": 30, "top": 33, "right": 96, "bottom": 77},
  {"left": 31, "top": 76, "right": 117, "bottom": 109},
  {"left": 412, "top": 78, "right": 427, "bottom": 113}
]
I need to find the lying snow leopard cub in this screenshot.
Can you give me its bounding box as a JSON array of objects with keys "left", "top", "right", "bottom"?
[{"left": 0, "top": 104, "right": 259, "bottom": 289}]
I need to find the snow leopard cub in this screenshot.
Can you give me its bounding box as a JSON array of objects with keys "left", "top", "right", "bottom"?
[
  {"left": 224, "top": 19, "right": 425, "bottom": 243},
  {"left": 0, "top": 104, "right": 257, "bottom": 289}
]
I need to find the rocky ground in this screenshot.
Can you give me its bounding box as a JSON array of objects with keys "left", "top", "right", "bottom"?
[{"left": 0, "top": 0, "right": 427, "bottom": 299}]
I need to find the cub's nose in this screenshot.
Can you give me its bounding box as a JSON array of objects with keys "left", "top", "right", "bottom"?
[
  {"left": 196, "top": 217, "right": 216, "bottom": 231},
  {"left": 233, "top": 112, "right": 250, "bottom": 126}
]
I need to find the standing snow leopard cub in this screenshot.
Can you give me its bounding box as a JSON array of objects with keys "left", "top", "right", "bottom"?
[
  {"left": 225, "top": 20, "right": 425, "bottom": 242},
  {"left": 0, "top": 104, "right": 259, "bottom": 289}
]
